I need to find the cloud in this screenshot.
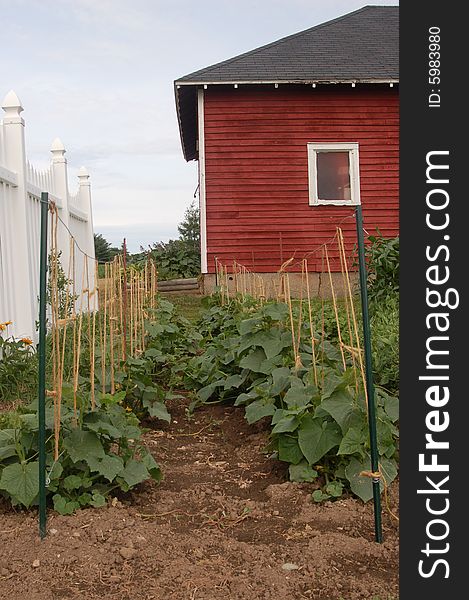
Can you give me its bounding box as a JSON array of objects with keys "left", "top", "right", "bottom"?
[{"left": 3, "top": 0, "right": 398, "bottom": 251}]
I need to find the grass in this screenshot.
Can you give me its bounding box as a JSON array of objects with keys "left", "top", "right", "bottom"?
[{"left": 163, "top": 293, "right": 205, "bottom": 322}]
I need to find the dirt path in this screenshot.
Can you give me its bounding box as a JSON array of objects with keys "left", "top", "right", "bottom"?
[{"left": 0, "top": 399, "right": 399, "bottom": 600}]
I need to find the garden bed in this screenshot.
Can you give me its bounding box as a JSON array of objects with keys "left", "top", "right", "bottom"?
[{"left": 0, "top": 397, "right": 398, "bottom": 600}]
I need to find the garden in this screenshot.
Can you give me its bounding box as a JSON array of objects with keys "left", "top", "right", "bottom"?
[{"left": 0, "top": 233, "right": 399, "bottom": 600}]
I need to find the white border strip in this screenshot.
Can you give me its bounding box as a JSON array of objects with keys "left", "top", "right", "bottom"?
[
  {"left": 307, "top": 142, "right": 361, "bottom": 206},
  {"left": 0, "top": 165, "right": 18, "bottom": 186},
  {"left": 197, "top": 88, "right": 208, "bottom": 273}
]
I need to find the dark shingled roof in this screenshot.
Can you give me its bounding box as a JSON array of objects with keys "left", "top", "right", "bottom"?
[{"left": 175, "top": 5, "right": 399, "bottom": 160}]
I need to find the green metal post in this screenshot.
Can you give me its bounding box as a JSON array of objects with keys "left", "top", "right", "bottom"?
[
  {"left": 355, "top": 205, "right": 382, "bottom": 543},
  {"left": 38, "top": 192, "right": 48, "bottom": 539}
]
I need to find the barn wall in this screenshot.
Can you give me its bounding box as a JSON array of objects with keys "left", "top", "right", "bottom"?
[{"left": 202, "top": 85, "right": 399, "bottom": 273}]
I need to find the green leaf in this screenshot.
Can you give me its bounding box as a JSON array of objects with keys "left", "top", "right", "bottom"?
[
  {"left": 145, "top": 401, "right": 171, "bottom": 423},
  {"left": 120, "top": 459, "right": 149, "bottom": 488},
  {"left": 376, "top": 417, "right": 398, "bottom": 458},
  {"left": 277, "top": 434, "right": 303, "bottom": 464},
  {"left": 0, "top": 445, "right": 17, "bottom": 461},
  {"left": 321, "top": 371, "right": 346, "bottom": 399},
  {"left": 384, "top": 394, "right": 399, "bottom": 422},
  {"left": 325, "top": 481, "right": 344, "bottom": 497},
  {"left": 77, "top": 492, "right": 92, "bottom": 506},
  {"left": 223, "top": 373, "right": 246, "bottom": 390},
  {"left": 345, "top": 456, "right": 398, "bottom": 502},
  {"left": 321, "top": 342, "right": 343, "bottom": 364},
  {"left": 283, "top": 384, "right": 312, "bottom": 409},
  {"left": 239, "top": 348, "right": 267, "bottom": 373},
  {"left": 234, "top": 391, "right": 259, "bottom": 406},
  {"left": 337, "top": 425, "right": 368, "bottom": 457},
  {"left": 245, "top": 399, "right": 276, "bottom": 424},
  {"left": 53, "top": 494, "right": 80, "bottom": 515},
  {"left": 90, "top": 492, "right": 106, "bottom": 508},
  {"left": 97, "top": 391, "right": 127, "bottom": 405},
  {"left": 141, "top": 452, "right": 162, "bottom": 481},
  {"left": 144, "top": 348, "right": 162, "bottom": 358},
  {"left": 47, "top": 461, "right": 63, "bottom": 482},
  {"left": 63, "top": 474, "right": 84, "bottom": 492},
  {"left": 0, "top": 461, "right": 39, "bottom": 507},
  {"left": 142, "top": 387, "right": 162, "bottom": 403},
  {"left": 270, "top": 367, "right": 292, "bottom": 395},
  {"left": 88, "top": 454, "right": 124, "bottom": 482},
  {"left": 271, "top": 408, "right": 288, "bottom": 425},
  {"left": 298, "top": 414, "right": 341, "bottom": 465},
  {"left": 262, "top": 302, "right": 289, "bottom": 321},
  {"left": 0, "top": 429, "right": 16, "bottom": 445},
  {"left": 63, "top": 430, "right": 105, "bottom": 464},
  {"left": 254, "top": 330, "right": 288, "bottom": 359},
  {"left": 198, "top": 382, "right": 222, "bottom": 402},
  {"left": 84, "top": 414, "right": 123, "bottom": 438},
  {"left": 321, "top": 388, "right": 356, "bottom": 432},
  {"left": 259, "top": 355, "right": 284, "bottom": 374},
  {"left": 312, "top": 489, "right": 330, "bottom": 503},
  {"left": 238, "top": 317, "right": 262, "bottom": 335},
  {"left": 271, "top": 415, "right": 300, "bottom": 434},
  {"left": 289, "top": 461, "right": 318, "bottom": 482}
]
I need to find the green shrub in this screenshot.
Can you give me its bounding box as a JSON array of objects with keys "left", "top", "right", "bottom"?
[
  {"left": 365, "top": 233, "right": 399, "bottom": 302},
  {"left": 0, "top": 332, "right": 37, "bottom": 405},
  {"left": 150, "top": 239, "right": 200, "bottom": 280},
  {"left": 371, "top": 296, "right": 399, "bottom": 395},
  {"left": 184, "top": 296, "right": 398, "bottom": 502},
  {"left": 0, "top": 390, "right": 161, "bottom": 513}
]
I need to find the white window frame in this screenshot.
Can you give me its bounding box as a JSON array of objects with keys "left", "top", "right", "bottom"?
[{"left": 307, "top": 142, "right": 361, "bottom": 206}]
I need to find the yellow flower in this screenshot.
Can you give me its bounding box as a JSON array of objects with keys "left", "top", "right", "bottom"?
[
  {"left": 21, "top": 337, "right": 34, "bottom": 345},
  {"left": 4, "top": 321, "right": 12, "bottom": 326},
  {"left": 0, "top": 324, "right": 5, "bottom": 332}
]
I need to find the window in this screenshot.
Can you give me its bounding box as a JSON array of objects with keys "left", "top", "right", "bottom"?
[{"left": 307, "top": 142, "right": 361, "bottom": 206}]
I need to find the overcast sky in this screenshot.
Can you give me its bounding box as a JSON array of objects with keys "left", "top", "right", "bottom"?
[{"left": 2, "top": 0, "right": 398, "bottom": 252}]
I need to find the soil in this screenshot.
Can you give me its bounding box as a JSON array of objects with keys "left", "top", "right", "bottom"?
[{"left": 0, "top": 398, "right": 399, "bottom": 600}]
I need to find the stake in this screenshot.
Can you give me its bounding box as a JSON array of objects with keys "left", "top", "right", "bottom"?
[
  {"left": 122, "top": 240, "right": 128, "bottom": 361},
  {"left": 109, "top": 260, "right": 115, "bottom": 394},
  {"left": 325, "top": 245, "right": 346, "bottom": 370},
  {"left": 355, "top": 205, "right": 382, "bottom": 543},
  {"left": 38, "top": 193, "right": 48, "bottom": 539}
]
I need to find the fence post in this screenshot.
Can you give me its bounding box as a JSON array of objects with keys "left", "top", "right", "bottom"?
[
  {"left": 50, "top": 137, "right": 70, "bottom": 272},
  {"left": 355, "top": 205, "right": 383, "bottom": 543},
  {"left": 77, "top": 166, "right": 97, "bottom": 310},
  {"left": 38, "top": 192, "right": 49, "bottom": 539},
  {"left": 1, "top": 90, "right": 35, "bottom": 338}
]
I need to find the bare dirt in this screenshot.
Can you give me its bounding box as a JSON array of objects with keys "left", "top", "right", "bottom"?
[{"left": 0, "top": 399, "right": 399, "bottom": 600}]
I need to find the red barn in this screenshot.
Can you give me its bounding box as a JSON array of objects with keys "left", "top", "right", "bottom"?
[{"left": 174, "top": 5, "right": 399, "bottom": 291}]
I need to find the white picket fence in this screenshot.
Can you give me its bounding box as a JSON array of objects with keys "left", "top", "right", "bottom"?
[{"left": 0, "top": 90, "right": 97, "bottom": 342}]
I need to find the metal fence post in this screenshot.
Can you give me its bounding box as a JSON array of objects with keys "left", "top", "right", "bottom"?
[
  {"left": 38, "top": 192, "right": 48, "bottom": 539},
  {"left": 355, "top": 204, "right": 383, "bottom": 543}
]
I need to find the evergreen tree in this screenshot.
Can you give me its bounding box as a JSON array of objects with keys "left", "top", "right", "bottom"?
[
  {"left": 94, "top": 233, "right": 119, "bottom": 263},
  {"left": 177, "top": 201, "right": 200, "bottom": 250}
]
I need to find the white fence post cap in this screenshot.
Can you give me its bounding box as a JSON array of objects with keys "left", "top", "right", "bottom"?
[
  {"left": 50, "top": 137, "right": 66, "bottom": 161},
  {"left": 78, "top": 166, "right": 90, "bottom": 183},
  {"left": 1, "top": 90, "right": 24, "bottom": 117}
]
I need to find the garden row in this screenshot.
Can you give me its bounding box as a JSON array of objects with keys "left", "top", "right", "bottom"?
[{"left": 0, "top": 235, "right": 399, "bottom": 512}]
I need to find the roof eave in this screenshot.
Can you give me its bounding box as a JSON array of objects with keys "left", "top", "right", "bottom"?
[{"left": 175, "top": 78, "right": 399, "bottom": 86}]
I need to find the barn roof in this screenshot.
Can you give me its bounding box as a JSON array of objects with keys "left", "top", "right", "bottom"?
[{"left": 175, "top": 5, "right": 399, "bottom": 161}]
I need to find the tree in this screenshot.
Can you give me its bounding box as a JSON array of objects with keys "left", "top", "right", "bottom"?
[
  {"left": 177, "top": 201, "right": 200, "bottom": 250},
  {"left": 94, "top": 233, "right": 119, "bottom": 263},
  {"left": 140, "top": 202, "right": 201, "bottom": 280}
]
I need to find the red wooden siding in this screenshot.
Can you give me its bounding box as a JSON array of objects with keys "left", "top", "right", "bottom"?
[{"left": 203, "top": 85, "right": 399, "bottom": 273}]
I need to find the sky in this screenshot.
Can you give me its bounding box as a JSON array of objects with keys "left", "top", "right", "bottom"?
[{"left": 2, "top": 0, "right": 398, "bottom": 252}]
